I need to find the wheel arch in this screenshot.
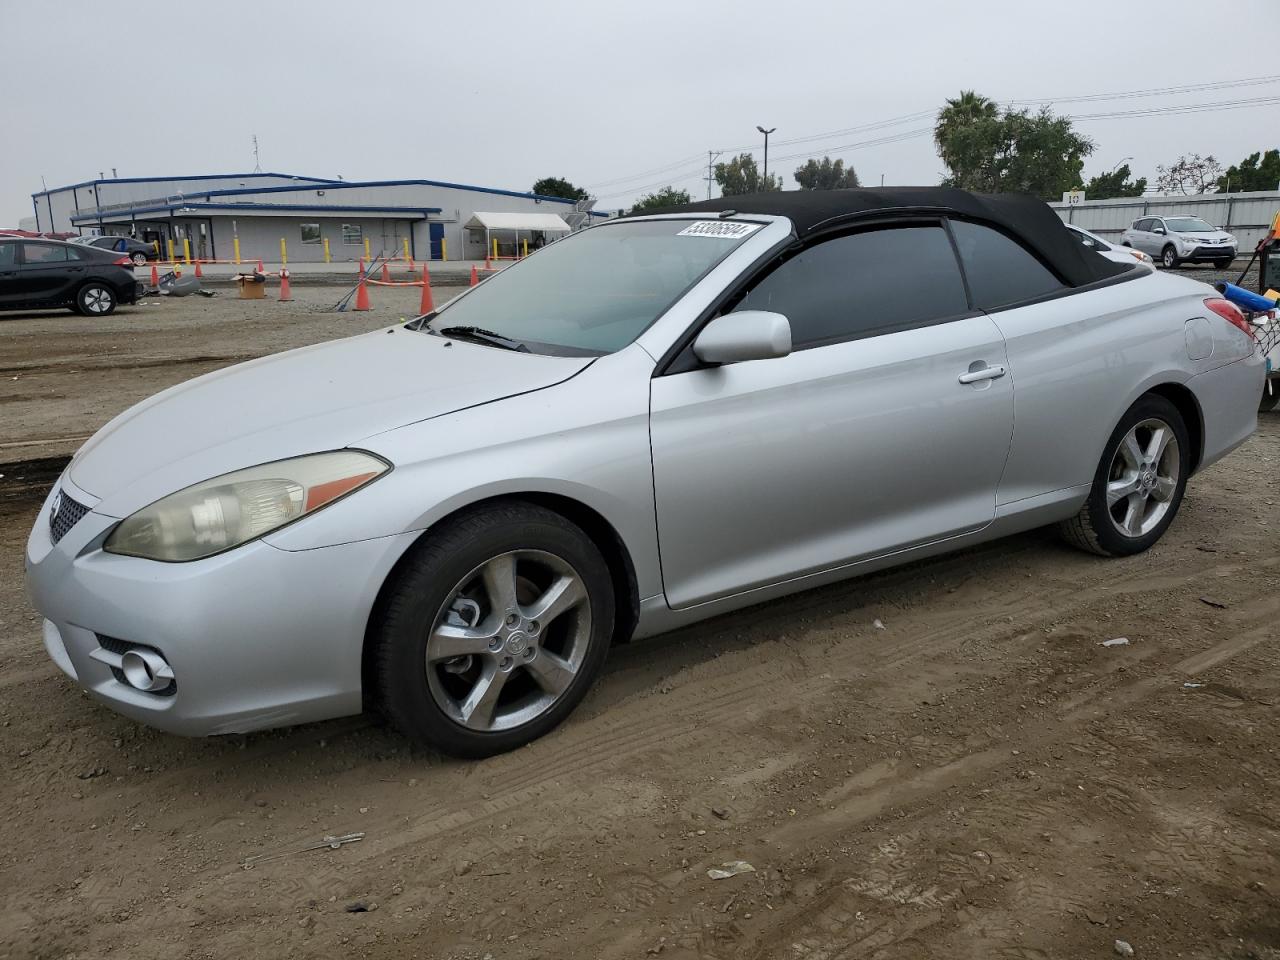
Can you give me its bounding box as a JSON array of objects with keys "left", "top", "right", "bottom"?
[
  {"left": 1146, "top": 381, "right": 1204, "bottom": 473},
  {"left": 361, "top": 492, "right": 641, "bottom": 709}
]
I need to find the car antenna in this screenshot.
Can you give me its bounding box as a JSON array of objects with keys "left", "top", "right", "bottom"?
[{"left": 718, "top": 210, "right": 737, "bottom": 219}]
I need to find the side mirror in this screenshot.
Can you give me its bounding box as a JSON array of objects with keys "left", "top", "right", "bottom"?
[
  {"left": 693, "top": 311, "right": 792, "bottom": 365},
  {"left": 1153, "top": 226, "right": 1165, "bottom": 235}
]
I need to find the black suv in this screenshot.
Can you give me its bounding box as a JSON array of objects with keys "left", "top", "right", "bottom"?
[{"left": 0, "top": 237, "right": 142, "bottom": 316}]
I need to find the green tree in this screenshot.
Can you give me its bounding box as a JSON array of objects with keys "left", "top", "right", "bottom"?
[
  {"left": 714, "top": 153, "right": 782, "bottom": 196},
  {"left": 531, "top": 177, "right": 589, "bottom": 201},
  {"left": 1217, "top": 149, "right": 1280, "bottom": 192},
  {"left": 934, "top": 92, "right": 1093, "bottom": 199},
  {"left": 1155, "top": 154, "right": 1222, "bottom": 195},
  {"left": 1083, "top": 163, "right": 1147, "bottom": 200},
  {"left": 628, "top": 186, "right": 694, "bottom": 214},
  {"left": 793, "top": 156, "right": 859, "bottom": 190}
]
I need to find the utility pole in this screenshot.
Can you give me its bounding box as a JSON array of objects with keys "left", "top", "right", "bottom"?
[
  {"left": 252, "top": 134, "right": 262, "bottom": 174},
  {"left": 705, "top": 150, "right": 723, "bottom": 200},
  {"left": 757, "top": 126, "right": 776, "bottom": 187}
]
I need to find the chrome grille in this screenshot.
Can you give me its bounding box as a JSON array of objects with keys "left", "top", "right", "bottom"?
[{"left": 49, "top": 490, "right": 90, "bottom": 545}]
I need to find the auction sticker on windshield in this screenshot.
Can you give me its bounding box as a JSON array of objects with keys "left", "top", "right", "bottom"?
[{"left": 676, "top": 221, "right": 763, "bottom": 239}]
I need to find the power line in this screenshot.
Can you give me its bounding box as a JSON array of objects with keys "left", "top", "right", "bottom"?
[{"left": 1010, "top": 74, "right": 1280, "bottom": 106}]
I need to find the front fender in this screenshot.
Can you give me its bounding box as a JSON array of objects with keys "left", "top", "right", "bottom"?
[{"left": 263, "top": 345, "right": 663, "bottom": 600}]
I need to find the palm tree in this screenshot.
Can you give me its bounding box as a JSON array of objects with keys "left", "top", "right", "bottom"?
[
  {"left": 934, "top": 91, "right": 998, "bottom": 154},
  {"left": 935, "top": 91, "right": 999, "bottom": 189}
]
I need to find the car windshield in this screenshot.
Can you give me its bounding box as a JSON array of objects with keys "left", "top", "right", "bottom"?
[
  {"left": 1164, "top": 218, "right": 1215, "bottom": 233},
  {"left": 424, "top": 219, "right": 764, "bottom": 355}
]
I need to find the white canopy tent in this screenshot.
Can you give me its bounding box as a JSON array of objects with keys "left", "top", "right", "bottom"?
[{"left": 465, "top": 211, "right": 572, "bottom": 259}]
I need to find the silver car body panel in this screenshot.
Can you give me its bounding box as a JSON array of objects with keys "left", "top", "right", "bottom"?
[{"left": 25, "top": 212, "right": 1265, "bottom": 736}]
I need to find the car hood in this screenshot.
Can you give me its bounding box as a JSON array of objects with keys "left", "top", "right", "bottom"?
[{"left": 70, "top": 328, "right": 592, "bottom": 518}]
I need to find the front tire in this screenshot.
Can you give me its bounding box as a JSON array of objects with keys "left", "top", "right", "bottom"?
[
  {"left": 372, "top": 502, "right": 614, "bottom": 758},
  {"left": 1060, "top": 394, "right": 1190, "bottom": 557},
  {"left": 1213, "top": 258, "right": 1232, "bottom": 270},
  {"left": 76, "top": 282, "right": 116, "bottom": 316},
  {"left": 131, "top": 252, "right": 148, "bottom": 266},
  {"left": 1160, "top": 245, "right": 1179, "bottom": 269}
]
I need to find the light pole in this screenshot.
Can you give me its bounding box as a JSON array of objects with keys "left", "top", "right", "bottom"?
[
  {"left": 1111, "top": 156, "right": 1133, "bottom": 174},
  {"left": 757, "top": 125, "right": 776, "bottom": 188}
]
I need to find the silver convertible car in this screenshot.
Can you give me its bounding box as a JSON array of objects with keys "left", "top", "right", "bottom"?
[{"left": 26, "top": 188, "right": 1264, "bottom": 757}]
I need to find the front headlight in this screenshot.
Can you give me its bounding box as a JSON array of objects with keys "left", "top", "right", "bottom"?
[{"left": 104, "top": 450, "right": 389, "bottom": 562}]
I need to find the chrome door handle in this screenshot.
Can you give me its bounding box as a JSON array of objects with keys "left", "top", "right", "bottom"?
[{"left": 958, "top": 364, "right": 1007, "bottom": 384}]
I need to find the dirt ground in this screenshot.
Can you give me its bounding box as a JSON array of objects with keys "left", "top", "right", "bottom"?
[{"left": 1, "top": 273, "right": 1278, "bottom": 960}]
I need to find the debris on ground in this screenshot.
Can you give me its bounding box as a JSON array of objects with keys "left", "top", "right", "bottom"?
[
  {"left": 1198, "top": 597, "right": 1228, "bottom": 609},
  {"left": 1114, "top": 939, "right": 1135, "bottom": 956},
  {"left": 1183, "top": 682, "right": 1206, "bottom": 689},
  {"left": 873, "top": 619, "right": 886, "bottom": 630},
  {"left": 344, "top": 902, "right": 371, "bottom": 913},
  {"left": 1100, "top": 637, "right": 1130, "bottom": 647},
  {"left": 711, "top": 807, "right": 731, "bottom": 820},
  {"left": 707, "top": 860, "right": 755, "bottom": 880},
  {"left": 241, "top": 832, "right": 365, "bottom": 868}
]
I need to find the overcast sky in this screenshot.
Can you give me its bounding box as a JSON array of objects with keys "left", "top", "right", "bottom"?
[{"left": 4, "top": 0, "right": 1277, "bottom": 225}]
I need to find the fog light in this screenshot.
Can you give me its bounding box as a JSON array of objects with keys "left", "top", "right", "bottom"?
[{"left": 119, "top": 648, "right": 174, "bottom": 692}]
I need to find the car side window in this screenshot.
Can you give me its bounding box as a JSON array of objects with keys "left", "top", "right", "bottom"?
[
  {"left": 950, "top": 220, "right": 1066, "bottom": 310},
  {"left": 0, "top": 240, "right": 17, "bottom": 267},
  {"left": 730, "top": 225, "right": 969, "bottom": 349},
  {"left": 22, "top": 243, "right": 70, "bottom": 265},
  {"left": 1151, "top": 220, "right": 1165, "bottom": 234},
  {"left": 1133, "top": 219, "right": 1149, "bottom": 232}
]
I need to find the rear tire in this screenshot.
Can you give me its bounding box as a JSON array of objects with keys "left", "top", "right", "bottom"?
[
  {"left": 75, "top": 283, "right": 116, "bottom": 316},
  {"left": 1060, "top": 394, "right": 1190, "bottom": 557},
  {"left": 131, "top": 252, "right": 147, "bottom": 266},
  {"left": 1261, "top": 384, "right": 1279, "bottom": 413},
  {"left": 1160, "top": 245, "right": 1179, "bottom": 269},
  {"left": 372, "top": 502, "right": 614, "bottom": 758}
]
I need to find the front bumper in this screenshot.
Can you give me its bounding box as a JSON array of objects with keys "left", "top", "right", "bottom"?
[
  {"left": 1179, "top": 245, "right": 1236, "bottom": 263},
  {"left": 25, "top": 476, "right": 418, "bottom": 736}
]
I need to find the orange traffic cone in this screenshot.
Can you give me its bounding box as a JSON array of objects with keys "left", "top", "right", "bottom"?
[
  {"left": 278, "top": 269, "right": 293, "bottom": 302},
  {"left": 380, "top": 261, "right": 390, "bottom": 283},
  {"left": 194, "top": 260, "right": 203, "bottom": 278},
  {"left": 469, "top": 265, "right": 479, "bottom": 287},
  {"left": 419, "top": 264, "right": 434, "bottom": 314},
  {"left": 484, "top": 253, "right": 492, "bottom": 272},
  {"left": 359, "top": 257, "right": 366, "bottom": 276},
  {"left": 256, "top": 259, "right": 264, "bottom": 274},
  {"left": 149, "top": 264, "right": 159, "bottom": 287},
  {"left": 354, "top": 276, "right": 371, "bottom": 311}
]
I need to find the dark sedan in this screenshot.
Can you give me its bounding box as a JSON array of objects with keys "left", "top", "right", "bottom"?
[
  {"left": 0, "top": 237, "right": 142, "bottom": 316},
  {"left": 73, "top": 234, "right": 158, "bottom": 265}
]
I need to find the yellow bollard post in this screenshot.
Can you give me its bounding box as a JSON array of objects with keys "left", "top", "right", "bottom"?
[
  {"left": 233, "top": 237, "right": 241, "bottom": 264},
  {"left": 166, "top": 238, "right": 175, "bottom": 262},
  {"left": 441, "top": 238, "right": 448, "bottom": 262},
  {"left": 492, "top": 237, "right": 499, "bottom": 262},
  {"left": 522, "top": 238, "right": 529, "bottom": 258},
  {"left": 402, "top": 237, "right": 410, "bottom": 264},
  {"left": 364, "top": 236, "right": 371, "bottom": 262},
  {"left": 323, "top": 237, "right": 331, "bottom": 263},
  {"left": 280, "top": 237, "right": 287, "bottom": 266},
  {"left": 182, "top": 237, "right": 191, "bottom": 264},
  {"left": 152, "top": 240, "right": 159, "bottom": 258}
]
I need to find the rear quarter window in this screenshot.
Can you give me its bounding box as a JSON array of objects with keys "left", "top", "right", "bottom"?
[{"left": 950, "top": 220, "right": 1066, "bottom": 310}]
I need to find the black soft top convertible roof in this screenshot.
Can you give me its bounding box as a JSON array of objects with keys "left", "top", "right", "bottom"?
[{"left": 636, "top": 186, "right": 1126, "bottom": 287}]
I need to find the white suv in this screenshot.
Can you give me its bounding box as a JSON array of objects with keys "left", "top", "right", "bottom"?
[{"left": 1121, "top": 216, "right": 1237, "bottom": 269}]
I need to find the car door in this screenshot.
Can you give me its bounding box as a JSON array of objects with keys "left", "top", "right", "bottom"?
[
  {"left": 19, "top": 242, "right": 83, "bottom": 304},
  {"left": 649, "top": 222, "right": 1015, "bottom": 609},
  {"left": 1146, "top": 218, "right": 1169, "bottom": 255},
  {"left": 947, "top": 219, "right": 1109, "bottom": 505},
  {"left": 1127, "top": 219, "right": 1149, "bottom": 253},
  {"left": 0, "top": 239, "right": 22, "bottom": 306}
]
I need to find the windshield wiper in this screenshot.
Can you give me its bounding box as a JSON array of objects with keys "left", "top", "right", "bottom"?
[{"left": 434, "top": 325, "right": 529, "bottom": 352}]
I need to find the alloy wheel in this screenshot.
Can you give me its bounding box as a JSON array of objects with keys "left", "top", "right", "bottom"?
[
  {"left": 83, "top": 287, "right": 113, "bottom": 314},
  {"left": 425, "top": 550, "right": 591, "bottom": 732},
  {"left": 1105, "top": 417, "right": 1179, "bottom": 538},
  {"left": 1161, "top": 247, "right": 1177, "bottom": 268}
]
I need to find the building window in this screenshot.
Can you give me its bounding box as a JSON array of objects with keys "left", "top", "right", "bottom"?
[
  {"left": 342, "top": 223, "right": 362, "bottom": 245},
  {"left": 300, "top": 223, "right": 322, "bottom": 245}
]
